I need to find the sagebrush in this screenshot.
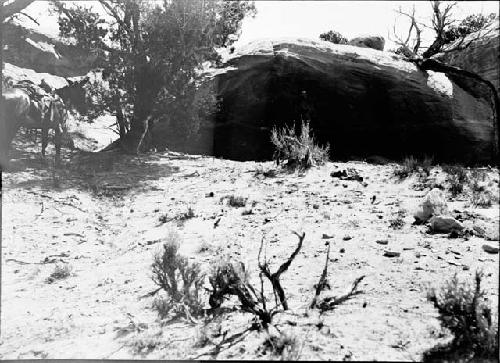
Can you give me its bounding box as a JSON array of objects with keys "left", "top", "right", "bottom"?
[
  {"left": 271, "top": 121, "right": 330, "bottom": 170},
  {"left": 151, "top": 230, "right": 205, "bottom": 322},
  {"left": 424, "top": 271, "right": 498, "bottom": 362}
]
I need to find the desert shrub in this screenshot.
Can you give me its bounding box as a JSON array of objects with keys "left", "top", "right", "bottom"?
[
  {"left": 319, "top": 30, "right": 348, "bottom": 44},
  {"left": 424, "top": 271, "right": 498, "bottom": 362},
  {"left": 226, "top": 195, "right": 247, "bottom": 208},
  {"left": 261, "top": 332, "right": 301, "bottom": 360},
  {"left": 130, "top": 329, "right": 163, "bottom": 356},
  {"left": 151, "top": 230, "right": 205, "bottom": 321},
  {"left": 46, "top": 264, "right": 72, "bottom": 283},
  {"left": 468, "top": 170, "right": 496, "bottom": 208},
  {"left": 271, "top": 121, "right": 330, "bottom": 170},
  {"left": 395, "top": 155, "right": 433, "bottom": 179},
  {"left": 178, "top": 207, "right": 195, "bottom": 220},
  {"left": 443, "top": 165, "right": 469, "bottom": 196}
]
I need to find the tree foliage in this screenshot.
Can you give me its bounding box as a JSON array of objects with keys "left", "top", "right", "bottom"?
[
  {"left": 52, "top": 0, "right": 256, "bottom": 151},
  {"left": 319, "top": 30, "right": 348, "bottom": 44},
  {"left": 392, "top": 1, "right": 497, "bottom": 59}
]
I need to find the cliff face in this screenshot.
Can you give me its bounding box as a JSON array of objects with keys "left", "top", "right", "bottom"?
[
  {"left": 190, "top": 38, "right": 495, "bottom": 164},
  {"left": 437, "top": 19, "right": 499, "bottom": 92}
]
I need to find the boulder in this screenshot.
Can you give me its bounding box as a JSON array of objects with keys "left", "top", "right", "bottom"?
[
  {"left": 473, "top": 220, "right": 500, "bottom": 241},
  {"left": 429, "top": 215, "right": 464, "bottom": 234},
  {"left": 189, "top": 38, "right": 495, "bottom": 163},
  {"left": 348, "top": 36, "right": 385, "bottom": 51},
  {"left": 414, "top": 188, "right": 449, "bottom": 223}
]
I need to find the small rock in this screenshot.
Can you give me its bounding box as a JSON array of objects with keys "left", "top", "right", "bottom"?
[
  {"left": 205, "top": 192, "right": 214, "bottom": 198},
  {"left": 320, "top": 326, "right": 330, "bottom": 335},
  {"left": 343, "top": 236, "right": 352, "bottom": 241},
  {"left": 384, "top": 251, "right": 400, "bottom": 258},
  {"left": 340, "top": 248, "right": 345, "bottom": 253},
  {"left": 313, "top": 204, "right": 320, "bottom": 209},
  {"left": 482, "top": 244, "right": 499, "bottom": 254},
  {"left": 462, "top": 265, "right": 470, "bottom": 271},
  {"left": 322, "top": 233, "right": 334, "bottom": 239},
  {"left": 429, "top": 215, "right": 464, "bottom": 234},
  {"left": 376, "top": 239, "right": 388, "bottom": 245}
]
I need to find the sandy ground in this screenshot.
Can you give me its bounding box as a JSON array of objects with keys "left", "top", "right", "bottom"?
[{"left": 1, "top": 137, "right": 499, "bottom": 360}]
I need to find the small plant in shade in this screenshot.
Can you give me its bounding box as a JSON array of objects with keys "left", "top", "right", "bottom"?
[
  {"left": 261, "top": 332, "right": 301, "bottom": 360},
  {"left": 271, "top": 121, "right": 330, "bottom": 171},
  {"left": 151, "top": 230, "right": 205, "bottom": 322},
  {"left": 46, "top": 264, "right": 72, "bottom": 283},
  {"left": 423, "top": 271, "right": 498, "bottom": 362}
]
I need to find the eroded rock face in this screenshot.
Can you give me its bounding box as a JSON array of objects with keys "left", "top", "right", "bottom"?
[
  {"left": 437, "top": 19, "right": 499, "bottom": 92},
  {"left": 193, "top": 38, "right": 495, "bottom": 163},
  {"left": 348, "top": 36, "right": 385, "bottom": 51},
  {"left": 3, "top": 22, "right": 98, "bottom": 78}
]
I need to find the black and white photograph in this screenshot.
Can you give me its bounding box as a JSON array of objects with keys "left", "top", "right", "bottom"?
[{"left": 1, "top": 0, "right": 499, "bottom": 360}]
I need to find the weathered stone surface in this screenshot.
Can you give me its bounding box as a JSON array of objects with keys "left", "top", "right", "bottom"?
[
  {"left": 348, "top": 36, "right": 385, "bottom": 51},
  {"left": 3, "top": 22, "right": 98, "bottom": 78},
  {"left": 437, "top": 19, "right": 499, "bottom": 92},
  {"left": 414, "top": 188, "right": 449, "bottom": 223},
  {"left": 473, "top": 220, "right": 500, "bottom": 241},
  {"left": 192, "top": 38, "right": 495, "bottom": 163},
  {"left": 429, "top": 215, "right": 464, "bottom": 234}
]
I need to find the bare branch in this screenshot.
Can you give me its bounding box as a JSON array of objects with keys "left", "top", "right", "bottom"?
[{"left": 310, "top": 244, "right": 330, "bottom": 309}]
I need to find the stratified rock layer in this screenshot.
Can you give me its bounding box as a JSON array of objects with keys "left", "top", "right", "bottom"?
[
  {"left": 437, "top": 19, "right": 499, "bottom": 92},
  {"left": 193, "top": 38, "right": 495, "bottom": 163}
]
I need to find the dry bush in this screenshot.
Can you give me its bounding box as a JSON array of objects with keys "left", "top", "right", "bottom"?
[
  {"left": 224, "top": 195, "right": 247, "bottom": 208},
  {"left": 151, "top": 230, "right": 205, "bottom": 322},
  {"left": 46, "top": 263, "right": 72, "bottom": 283},
  {"left": 261, "top": 332, "right": 301, "bottom": 360},
  {"left": 271, "top": 121, "right": 330, "bottom": 171},
  {"left": 443, "top": 165, "right": 469, "bottom": 196},
  {"left": 424, "top": 271, "right": 498, "bottom": 362},
  {"left": 468, "top": 170, "right": 496, "bottom": 208},
  {"left": 395, "top": 155, "right": 433, "bottom": 179}
]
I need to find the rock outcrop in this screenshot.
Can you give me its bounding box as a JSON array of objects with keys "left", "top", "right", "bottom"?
[
  {"left": 348, "top": 36, "right": 385, "bottom": 51},
  {"left": 190, "top": 38, "right": 495, "bottom": 163},
  {"left": 3, "top": 22, "right": 98, "bottom": 78},
  {"left": 437, "top": 19, "right": 499, "bottom": 92}
]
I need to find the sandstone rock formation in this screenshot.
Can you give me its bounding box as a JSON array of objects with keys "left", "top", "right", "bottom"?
[
  {"left": 3, "top": 22, "right": 98, "bottom": 78},
  {"left": 437, "top": 19, "right": 499, "bottom": 92},
  {"left": 348, "top": 36, "right": 385, "bottom": 51},
  {"left": 191, "top": 38, "right": 495, "bottom": 163}
]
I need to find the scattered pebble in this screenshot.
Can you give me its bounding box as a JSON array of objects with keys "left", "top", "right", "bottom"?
[
  {"left": 384, "top": 251, "right": 400, "bottom": 258},
  {"left": 482, "top": 244, "right": 499, "bottom": 254},
  {"left": 340, "top": 248, "right": 345, "bottom": 253},
  {"left": 376, "top": 239, "right": 388, "bottom": 245},
  {"left": 343, "top": 236, "right": 352, "bottom": 241},
  {"left": 322, "top": 233, "right": 334, "bottom": 239}
]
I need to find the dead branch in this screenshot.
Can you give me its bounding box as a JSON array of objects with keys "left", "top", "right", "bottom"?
[
  {"left": 315, "top": 275, "right": 366, "bottom": 313},
  {"left": 310, "top": 243, "right": 331, "bottom": 309},
  {"left": 392, "top": 5, "right": 422, "bottom": 55},
  {"left": 258, "top": 232, "right": 305, "bottom": 310}
]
